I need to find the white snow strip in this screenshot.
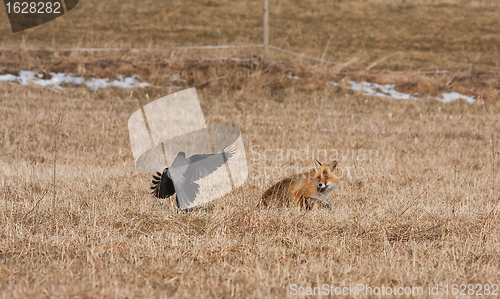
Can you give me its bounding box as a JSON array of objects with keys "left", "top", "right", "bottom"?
[
  {"left": 0, "top": 71, "right": 149, "bottom": 91},
  {"left": 84, "top": 75, "right": 150, "bottom": 91},
  {"left": 0, "top": 74, "right": 17, "bottom": 82},
  {"left": 0, "top": 70, "right": 478, "bottom": 104},
  {"left": 347, "top": 81, "right": 417, "bottom": 100},
  {"left": 436, "top": 92, "right": 476, "bottom": 104},
  {"left": 329, "top": 81, "right": 475, "bottom": 104}
]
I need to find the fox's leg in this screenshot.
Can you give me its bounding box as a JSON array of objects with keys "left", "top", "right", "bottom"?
[
  {"left": 304, "top": 198, "right": 318, "bottom": 210},
  {"left": 305, "top": 198, "right": 331, "bottom": 210},
  {"left": 321, "top": 201, "right": 331, "bottom": 209}
]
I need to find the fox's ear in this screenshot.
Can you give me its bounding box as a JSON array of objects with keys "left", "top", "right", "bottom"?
[
  {"left": 314, "top": 159, "right": 322, "bottom": 169},
  {"left": 330, "top": 160, "right": 338, "bottom": 171}
]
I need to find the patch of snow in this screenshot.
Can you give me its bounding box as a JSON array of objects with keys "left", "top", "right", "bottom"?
[
  {"left": 84, "top": 75, "right": 149, "bottom": 91},
  {"left": 436, "top": 92, "right": 475, "bottom": 104},
  {"left": 329, "top": 81, "right": 475, "bottom": 104},
  {"left": 0, "top": 74, "right": 17, "bottom": 82},
  {"left": 0, "top": 70, "right": 479, "bottom": 104},
  {"left": 0, "top": 71, "right": 149, "bottom": 91},
  {"left": 347, "top": 81, "right": 417, "bottom": 100},
  {"left": 84, "top": 78, "right": 110, "bottom": 91}
]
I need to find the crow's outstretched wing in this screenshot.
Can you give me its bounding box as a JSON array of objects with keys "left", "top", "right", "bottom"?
[
  {"left": 151, "top": 168, "right": 176, "bottom": 198},
  {"left": 175, "top": 180, "right": 200, "bottom": 209},
  {"left": 184, "top": 153, "right": 213, "bottom": 164},
  {"left": 184, "top": 145, "right": 237, "bottom": 182}
]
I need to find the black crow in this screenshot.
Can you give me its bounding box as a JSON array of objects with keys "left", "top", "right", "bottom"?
[{"left": 151, "top": 145, "right": 237, "bottom": 207}]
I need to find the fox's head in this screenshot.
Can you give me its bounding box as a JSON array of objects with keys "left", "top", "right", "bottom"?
[{"left": 313, "top": 159, "right": 339, "bottom": 193}]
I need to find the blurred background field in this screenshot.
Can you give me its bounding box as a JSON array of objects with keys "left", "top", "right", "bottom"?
[
  {"left": 1, "top": 0, "right": 500, "bottom": 298},
  {"left": 1, "top": 0, "right": 500, "bottom": 98}
]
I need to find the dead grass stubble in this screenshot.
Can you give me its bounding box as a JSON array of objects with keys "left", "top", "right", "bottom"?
[
  {"left": 1, "top": 0, "right": 500, "bottom": 296},
  {"left": 0, "top": 80, "right": 499, "bottom": 297}
]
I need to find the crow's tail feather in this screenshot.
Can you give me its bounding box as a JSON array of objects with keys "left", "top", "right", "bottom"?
[{"left": 151, "top": 168, "right": 176, "bottom": 199}]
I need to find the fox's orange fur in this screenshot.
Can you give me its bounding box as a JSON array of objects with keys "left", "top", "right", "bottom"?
[{"left": 261, "top": 160, "right": 339, "bottom": 209}]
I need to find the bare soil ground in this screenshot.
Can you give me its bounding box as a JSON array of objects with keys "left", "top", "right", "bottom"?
[{"left": 1, "top": 0, "right": 500, "bottom": 298}]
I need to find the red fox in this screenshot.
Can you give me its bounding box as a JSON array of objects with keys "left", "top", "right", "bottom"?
[{"left": 260, "top": 160, "right": 339, "bottom": 209}]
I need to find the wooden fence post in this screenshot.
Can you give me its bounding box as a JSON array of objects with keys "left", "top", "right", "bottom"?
[{"left": 263, "top": 0, "right": 269, "bottom": 62}]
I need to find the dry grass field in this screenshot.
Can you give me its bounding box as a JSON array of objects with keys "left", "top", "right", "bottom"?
[{"left": 1, "top": 0, "right": 500, "bottom": 298}]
